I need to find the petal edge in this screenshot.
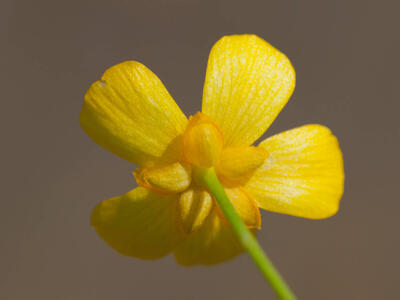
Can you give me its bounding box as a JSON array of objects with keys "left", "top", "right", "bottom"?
[
  {"left": 245, "top": 125, "right": 344, "bottom": 219},
  {"left": 202, "top": 35, "right": 295, "bottom": 146},
  {"left": 80, "top": 61, "right": 187, "bottom": 167},
  {"left": 91, "top": 187, "right": 182, "bottom": 259}
]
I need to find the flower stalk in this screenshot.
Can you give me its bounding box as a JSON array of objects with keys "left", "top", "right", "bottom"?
[{"left": 197, "top": 167, "right": 297, "bottom": 300}]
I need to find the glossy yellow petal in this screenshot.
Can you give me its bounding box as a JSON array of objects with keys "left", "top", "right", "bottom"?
[
  {"left": 245, "top": 125, "right": 344, "bottom": 219},
  {"left": 202, "top": 35, "right": 295, "bottom": 147},
  {"left": 174, "top": 209, "right": 248, "bottom": 266},
  {"left": 91, "top": 187, "right": 182, "bottom": 259},
  {"left": 133, "top": 162, "right": 191, "bottom": 194},
  {"left": 216, "top": 187, "right": 261, "bottom": 229},
  {"left": 183, "top": 112, "right": 224, "bottom": 168},
  {"left": 178, "top": 188, "right": 213, "bottom": 235},
  {"left": 216, "top": 146, "right": 269, "bottom": 185},
  {"left": 80, "top": 61, "right": 188, "bottom": 167}
]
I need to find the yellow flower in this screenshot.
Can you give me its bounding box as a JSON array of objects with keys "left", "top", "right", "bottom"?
[{"left": 80, "top": 34, "right": 344, "bottom": 266}]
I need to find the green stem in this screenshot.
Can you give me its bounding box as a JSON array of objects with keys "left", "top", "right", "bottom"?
[{"left": 197, "top": 167, "right": 297, "bottom": 300}]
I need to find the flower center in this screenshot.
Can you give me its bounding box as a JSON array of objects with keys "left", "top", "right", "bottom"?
[
  {"left": 132, "top": 112, "right": 266, "bottom": 234},
  {"left": 133, "top": 112, "right": 269, "bottom": 194}
]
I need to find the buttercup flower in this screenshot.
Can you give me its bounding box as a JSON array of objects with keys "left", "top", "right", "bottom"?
[{"left": 80, "top": 35, "right": 344, "bottom": 266}]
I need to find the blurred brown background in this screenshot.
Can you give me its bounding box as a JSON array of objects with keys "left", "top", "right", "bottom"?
[{"left": 2, "top": 0, "right": 399, "bottom": 299}]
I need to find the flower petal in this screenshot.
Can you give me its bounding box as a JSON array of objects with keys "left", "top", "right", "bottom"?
[
  {"left": 91, "top": 187, "right": 182, "bottom": 259},
  {"left": 245, "top": 125, "right": 344, "bottom": 219},
  {"left": 174, "top": 209, "right": 246, "bottom": 266},
  {"left": 80, "top": 61, "right": 188, "bottom": 167},
  {"left": 202, "top": 35, "right": 295, "bottom": 147}
]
